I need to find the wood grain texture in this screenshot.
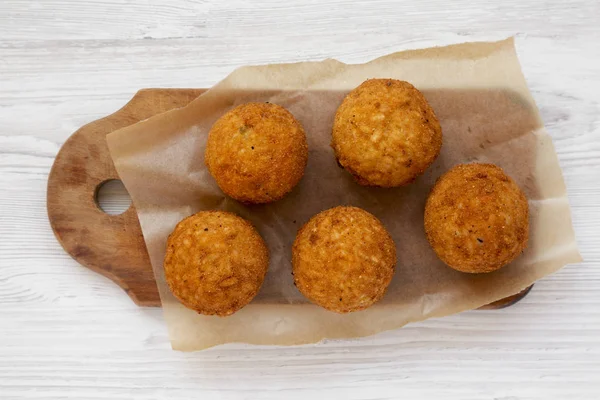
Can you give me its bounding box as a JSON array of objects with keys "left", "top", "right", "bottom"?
[
  {"left": 47, "top": 88, "right": 203, "bottom": 306},
  {"left": 1, "top": 0, "right": 599, "bottom": 399}
]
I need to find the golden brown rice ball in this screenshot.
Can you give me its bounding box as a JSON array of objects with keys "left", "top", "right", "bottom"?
[
  {"left": 205, "top": 102, "right": 308, "bottom": 204},
  {"left": 292, "top": 206, "right": 397, "bottom": 313},
  {"left": 332, "top": 79, "right": 442, "bottom": 187},
  {"left": 164, "top": 211, "right": 269, "bottom": 316},
  {"left": 424, "top": 163, "right": 529, "bottom": 273}
]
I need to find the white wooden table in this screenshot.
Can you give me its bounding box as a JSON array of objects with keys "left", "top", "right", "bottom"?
[{"left": 1, "top": 1, "right": 599, "bottom": 399}]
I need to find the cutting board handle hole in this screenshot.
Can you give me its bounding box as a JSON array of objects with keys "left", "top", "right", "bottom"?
[{"left": 95, "top": 179, "right": 132, "bottom": 215}]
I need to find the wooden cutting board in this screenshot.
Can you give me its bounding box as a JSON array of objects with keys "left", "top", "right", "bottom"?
[{"left": 46, "top": 88, "right": 531, "bottom": 308}]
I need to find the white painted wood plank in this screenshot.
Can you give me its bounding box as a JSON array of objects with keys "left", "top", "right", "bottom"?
[
  {"left": 1, "top": 0, "right": 599, "bottom": 41},
  {"left": 1, "top": 0, "right": 599, "bottom": 399}
]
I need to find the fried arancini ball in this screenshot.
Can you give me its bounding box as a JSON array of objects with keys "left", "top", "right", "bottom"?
[
  {"left": 164, "top": 211, "right": 269, "bottom": 316},
  {"left": 424, "top": 163, "right": 529, "bottom": 274},
  {"left": 332, "top": 79, "right": 442, "bottom": 187},
  {"left": 205, "top": 102, "right": 308, "bottom": 204},
  {"left": 292, "top": 206, "right": 397, "bottom": 313}
]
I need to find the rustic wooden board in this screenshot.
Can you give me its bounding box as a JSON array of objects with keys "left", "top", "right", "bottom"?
[
  {"left": 47, "top": 89, "right": 205, "bottom": 306},
  {"left": 46, "top": 88, "right": 530, "bottom": 308}
]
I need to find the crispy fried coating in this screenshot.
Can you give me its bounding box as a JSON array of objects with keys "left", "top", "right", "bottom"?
[
  {"left": 205, "top": 102, "right": 308, "bottom": 204},
  {"left": 424, "top": 163, "right": 529, "bottom": 273},
  {"left": 164, "top": 211, "right": 269, "bottom": 316},
  {"left": 292, "top": 206, "right": 397, "bottom": 313},
  {"left": 332, "top": 79, "right": 442, "bottom": 187}
]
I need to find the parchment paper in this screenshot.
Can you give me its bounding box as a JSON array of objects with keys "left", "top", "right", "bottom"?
[{"left": 107, "top": 38, "right": 581, "bottom": 351}]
